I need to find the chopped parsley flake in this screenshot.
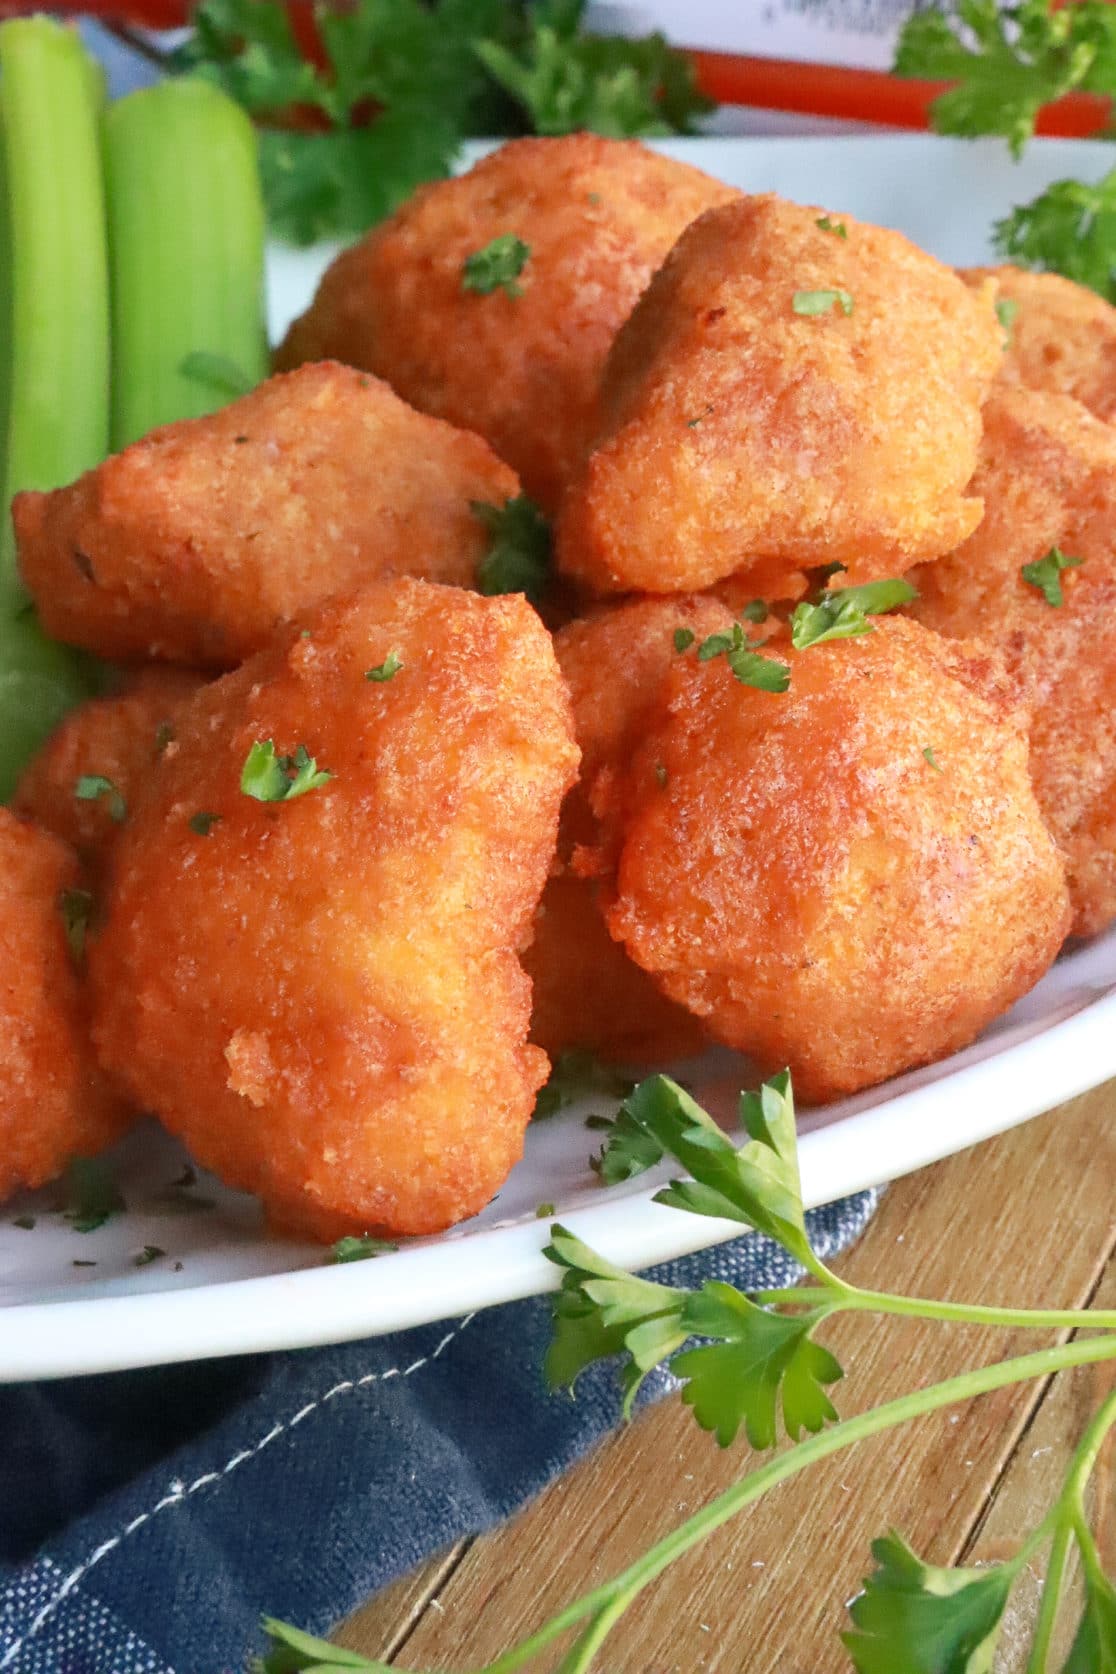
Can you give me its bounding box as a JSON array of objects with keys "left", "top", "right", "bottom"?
[
  {"left": 72, "top": 1259, "right": 97, "bottom": 1268},
  {"left": 534, "top": 1050, "right": 636, "bottom": 1121},
  {"left": 536, "top": 1202, "right": 556, "bottom": 1219},
  {"left": 1021, "top": 546, "right": 1083, "bottom": 606},
  {"left": 472, "top": 495, "right": 551, "bottom": 604},
  {"left": 740, "top": 599, "right": 769, "bottom": 624},
  {"left": 790, "top": 578, "right": 917, "bottom": 650},
  {"left": 62, "top": 1158, "right": 125, "bottom": 1233},
  {"left": 365, "top": 651, "right": 403, "bottom": 683},
  {"left": 59, "top": 888, "right": 94, "bottom": 961},
  {"left": 995, "top": 296, "right": 1019, "bottom": 344},
  {"left": 673, "top": 627, "right": 695, "bottom": 653},
  {"left": 12, "top": 1215, "right": 35, "bottom": 1231},
  {"left": 816, "top": 215, "right": 848, "bottom": 238},
  {"left": 188, "top": 811, "right": 223, "bottom": 836},
  {"left": 134, "top": 1245, "right": 166, "bottom": 1267},
  {"left": 792, "top": 288, "right": 854, "bottom": 318},
  {"left": 154, "top": 721, "right": 175, "bottom": 753},
  {"left": 654, "top": 762, "right": 669, "bottom": 788},
  {"left": 74, "top": 774, "right": 126, "bottom": 823},
  {"left": 923, "top": 746, "right": 943, "bottom": 773},
  {"left": 241, "top": 741, "right": 332, "bottom": 803},
  {"left": 331, "top": 1235, "right": 398, "bottom": 1263},
  {"left": 697, "top": 622, "right": 789, "bottom": 692},
  {"left": 462, "top": 234, "right": 530, "bottom": 297},
  {"left": 686, "top": 404, "right": 714, "bottom": 427}
]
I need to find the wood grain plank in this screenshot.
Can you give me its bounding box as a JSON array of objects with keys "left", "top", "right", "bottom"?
[
  {"left": 334, "top": 1083, "right": 1116, "bottom": 1672},
  {"left": 334, "top": 1547, "right": 468, "bottom": 1662}
]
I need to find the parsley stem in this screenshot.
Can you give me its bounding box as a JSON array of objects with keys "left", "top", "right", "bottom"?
[
  {"left": 752, "top": 1284, "right": 1116, "bottom": 1334},
  {"left": 1024, "top": 1385, "right": 1116, "bottom": 1674},
  {"left": 467, "top": 1335, "right": 1116, "bottom": 1674}
]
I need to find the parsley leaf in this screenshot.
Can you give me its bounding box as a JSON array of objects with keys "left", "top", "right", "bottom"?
[
  {"left": 256, "top": 1618, "right": 393, "bottom": 1671},
  {"left": 895, "top": 0, "right": 1116, "bottom": 156},
  {"left": 1021, "top": 545, "right": 1083, "bottom": 605},
  {"left": 740, "top": 599, "right": 769, "bottom": 624},
  {"left": 816, "top": 215, "right": 848, "bottom": 238},
  {"left": 793, "top": 288, "right": 854, "bottom": 317},
  {"left": 994, "top": 168, "right": 1116, "bottom": 302},
  {"left": 1063, "top": 1535, "right": 1116, "bottom": 1671},
  {"left": 843, "top": 1531, "right": 1017, "bottom": 1673},
  {"left": 462, "top": 234, "right": 531, "bottom": 297},
  {"left": 535, "top": 1049, "right": 635, "bottom": 1120},
  {"left": 994, "top": 296, "right": 1019, "bottom": 343},
  {"left": 473, "top": 0, "right": 713, "bottom": 139},
  {"left": 472, "top": 495, "right": 552, "bottom": 604},
  {"left": 590, "top": 1099, "right": 670, "bottom": 1183},
  {"left": 12, "top": 1215, "right": 35, "bottom": 1231},
  {"left": 188, "top": 811, "right": 222, "bottom": 837},
  {"left": 62, "top": 1158, "right": 125, "bottom": 1233},
  {"left": 365, "top": 652, "right": 402, "bottom": 683},
  {"left": 74, "top": 774, "right": 126, "bottom": 823},
  {"left": 790, "top": 578, "right": 918, "bottom": 650},
  {"left": 673, "top": 627, "right": 695, "bottom": 653},
  {"left": 133, "top": 1245, "right": 166, "bottom": 1267},
  {"left": 331, "top": 1235, "right": 398, "bottom": 1264},
  {"left": 697, "top": 621, "right": 789, "bottom": 693},
  {"left": 923, "top": 747, "right": 943, "bottom": 773},
  {"left": 673, "top": 1285, "right": 841, "bottom": 1447},
  {"left": 241, "top": 741, "right": 332, "bottom": 803},
  {"left": 178, "top": 350, "right": 255, "bottom": 399},
  {"left": 59, "top": 887, "right": 93, "bottom": 961}
]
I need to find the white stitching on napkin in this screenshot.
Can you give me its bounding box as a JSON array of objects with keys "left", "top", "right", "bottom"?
[{"left": 0, "top": 1312, "right": 477, "bottom": 1669}]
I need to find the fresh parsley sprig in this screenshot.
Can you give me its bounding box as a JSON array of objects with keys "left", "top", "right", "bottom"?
[
  {"left": 790, "top": 577, "right": 918, "bottom": 650},
  {"left": 241, "top": 740, "right": 332, "bottom": 803},
  {"left": 696, "top": 621, "right": 789, "bottom": 693},
  {"left": 994, "top": 169, "right": 1116, "bottom": 301},
  {"left": 261, "top": 1071, "right": 1116, "bottom": 1673}
]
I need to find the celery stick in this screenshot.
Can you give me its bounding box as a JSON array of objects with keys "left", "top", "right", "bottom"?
[
  {"left": 0, "top": 18, "right": 111, "bottom": 611},
  {"left": 105, "top": 78, "right": 267, "bottom": 450},
  {"left": 0, "top": 615, "right": 93, "bottom": 801}
]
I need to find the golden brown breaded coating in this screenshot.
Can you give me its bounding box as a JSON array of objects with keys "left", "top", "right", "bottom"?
[
  {"left": 960, "top": 265, "right": 1116, "bottom": 422},
  {"left": 0, "top": 810, "right": 125, "bottom": 1201},
  {"left": 12, "top": 668, "right": 205, "bottom": 872},
  {"left": 908, "top": 386, "right": 1116, "bottom": 937},
  {"left": 525, "top": 593, "right": 735, "bottom": 1064},
  {"left": 274, "top": 136, "right": 738, "bottom": 512},
  {"left": 14, "top": 362, "right": 518, "bottom": 669},
  {"left": 89, "top": 579, "right": 579, "bottom": 1240},
  {"left": 525, "top": 874, "right": 707, "bottom": 1064},
  {"left": 557, "top": 195, "right": 1002, "bottom": 597},
  {"left": 607, "top": 617, "right": 1069, "bottom": 1104}
]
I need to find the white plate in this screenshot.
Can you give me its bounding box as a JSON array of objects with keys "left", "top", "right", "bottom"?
[{"left": 4, "top": 134, "right": 1116, "bottom": 1383}]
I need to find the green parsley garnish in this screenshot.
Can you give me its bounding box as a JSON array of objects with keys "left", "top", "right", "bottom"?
[
  {"left": 365, "top": 651, "right": 403, "bottom": 683},
  {"left": 188, "top": 811, "right": 223, "bottom": 836},
  {"left": 534, "top": 1049, "right": 636, "bottom": 1121},
  {"left": 696, "top": 622, "right": 790, "bottom": 693},
  {"left": 472, "top": 495, "right": 552, "bottom": 604},
  {"left": 74, "top": 774, "right": 126, "bottom": 823},
  {"left": 1021, "top": 546, "right": 1083, "bottom": 606},
  {"left": 923, "top": 746, "right": 943, "bottom": 773},
  {"left": 133, "top": 1245, "right": 166, "bottom": 1267},
  {"left": 995, "top": 296, "right": 1019, "bottom": 343},
  {"left": 241, "top": 741, "right": 332, "bottom": 803},
  {"left": 331, "top": 1235, "right": 399, "bottom": 1264},
  {"left": 740, "top": 599, "right": 768, "bottom": 624},
  {"left": 154, "top": 721, "right": 175, "bottom": 753},
  {"left": 12, "top": 1215, "right": 35, "bottom": 1231},
  {"left": 72, "top": 1259, "right": 97, "bottom": 1268},
  {"left": 654, "top": 762, "right": 669, "bottom": 788},
  {"left": 462, "top": 234, "right": 531, "bottom": 297},
  {"left": 59, "top": 888, "right": 93, "bottom": 961},
  {"left": 178, "top": 350, "right": 255, "bottom": 399},
  {"left": 535, "top": 1202, "right": 556, "bottom": 1219},
  {"left": 792, "top": 288, "right": 854, "bottom": 318},
  {"left": 790, "top": 578, "right": 918, "bottom": 650},
  {"left": 673, "top": 627, "right": 695, "bottom": 653},
  {"left": 62, "top": 1157, "right": 125, "bottom": 1233},
  {"left": 155, "top": 1164, "right": 216, "bottom": 1213},
  {"left": 816, "top": 215, "right": 848, "bottom": 238},
  {"left": 686, "top": 404, "right": 714, "bottom": 427}
]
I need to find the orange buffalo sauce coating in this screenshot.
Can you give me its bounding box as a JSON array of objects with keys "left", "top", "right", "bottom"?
[{"left": 90, "top": 579, "right": 578, "bottom": 1240}]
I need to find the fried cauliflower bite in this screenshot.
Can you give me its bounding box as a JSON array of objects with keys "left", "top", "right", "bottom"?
[
  {"left": 274, "top": 135, "right": 738, "bottom": 512},
  {"left": 89, "top": 579, "right": 578, "bottom": 1240},
  {"left": 525, "top": 593, "right": 736, "bottom": 1064},
  {"left": 607, "top": 617, "right": 1069, "bottom": 1104},
  {"left": 0, "top": 810, "right": 124, "bottom": 1201},
  {"left": 960, "top": 265, "right": 1116, "bottom": 422},
  {"left": 907, "top": 387, "right": 1116, "bottom": 938},
  {"left": 557, "top": 195, "right": 1002, "bottom": 597},
  {"left": 14, "top": 362, "right": 518, "bottom": 669},
  {"left": 12, "top": 668, "right": 205, "bottom": 872}
]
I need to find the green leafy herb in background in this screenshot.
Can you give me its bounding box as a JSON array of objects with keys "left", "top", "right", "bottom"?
[
  {"left": 260, "top": 1066, "right": 1116, "bottom": 1672},
  {"left": 175, "top": 0, "right": 712, "bottom": 246},
  {"left": 894, "top": 0, "right": 1116, "bottom": 301}
]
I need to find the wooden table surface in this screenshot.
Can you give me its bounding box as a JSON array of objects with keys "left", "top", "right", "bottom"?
[{"left": 332, "top": 1081, "right": 1116, "bottom": 1672}]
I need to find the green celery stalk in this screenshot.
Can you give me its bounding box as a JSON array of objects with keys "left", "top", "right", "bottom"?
[
  {"left": 0, "top": 18, "right": 108, "bottom": 796},
  {"left": 104, "top": 77, "right": 268, "bottom": 449}
]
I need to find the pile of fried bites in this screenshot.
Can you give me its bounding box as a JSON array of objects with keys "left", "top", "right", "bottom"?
[{"left": 5, "top": 134, "right": 1115, "bottom": 1242}]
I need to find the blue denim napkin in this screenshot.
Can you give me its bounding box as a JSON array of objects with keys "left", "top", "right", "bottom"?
[{"left": 0, "top": 1193, "right": 877, "bottom": 1674}]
